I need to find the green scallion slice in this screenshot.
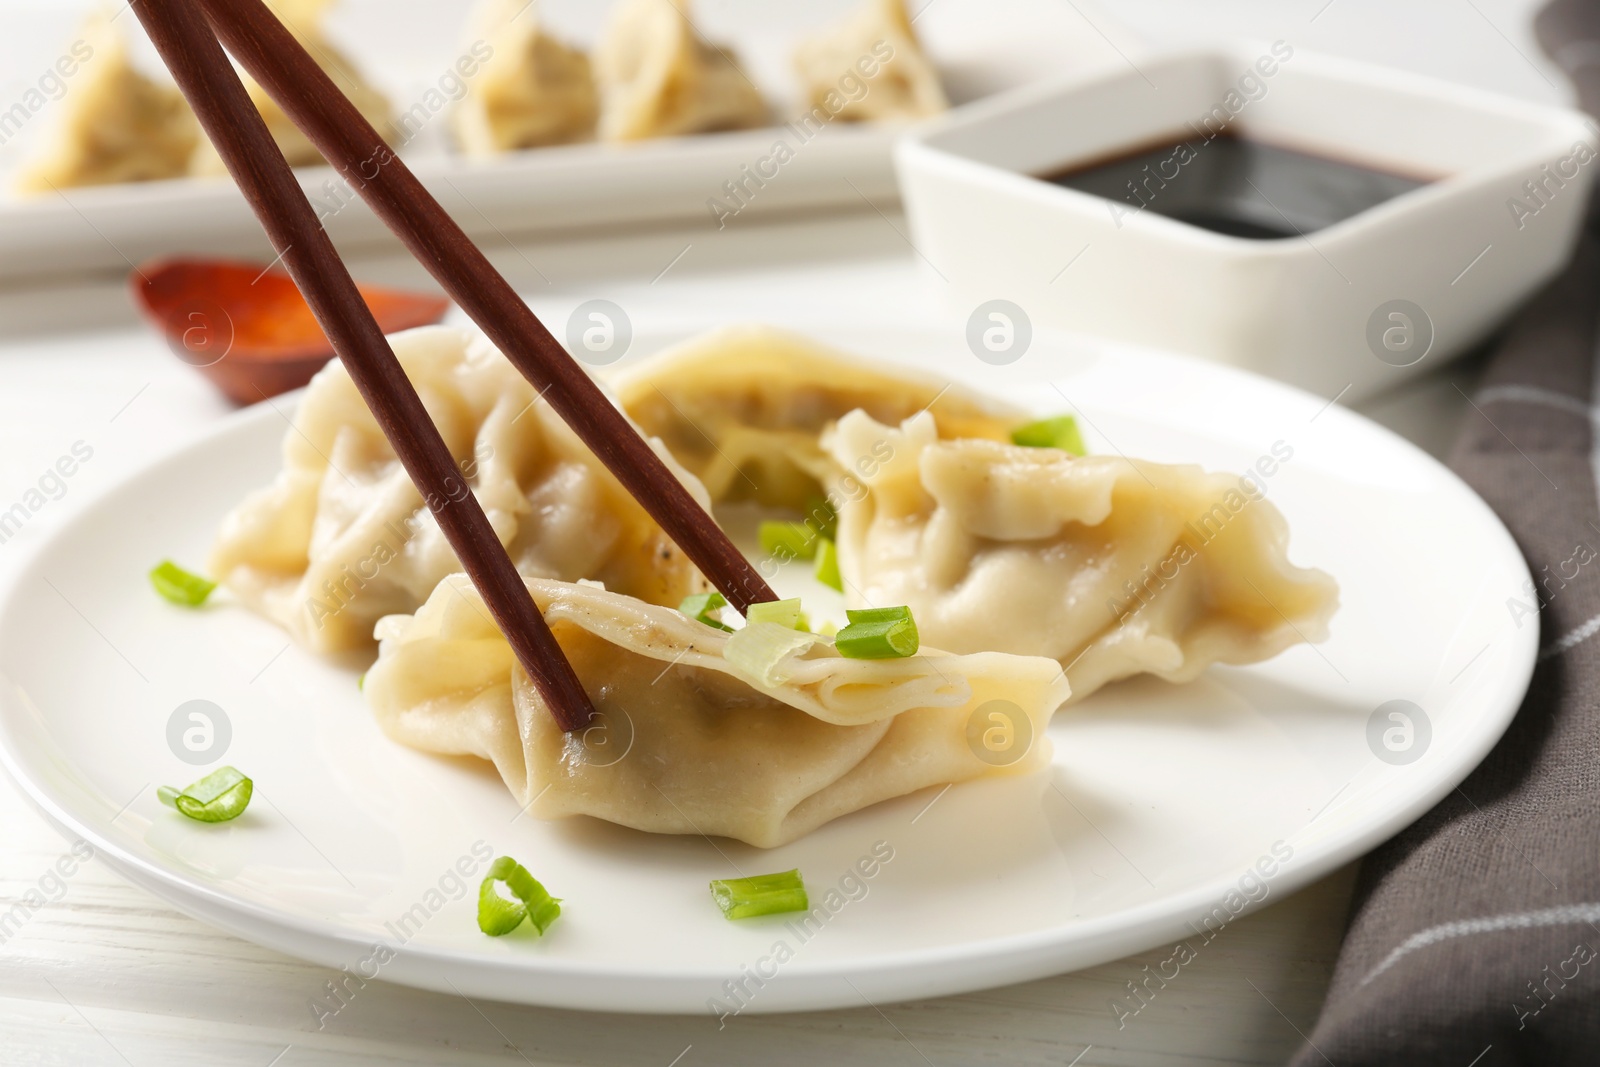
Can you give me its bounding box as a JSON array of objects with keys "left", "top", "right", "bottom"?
[
  {"left": 149, "top": 560, "right": 216, "bottom": 607},
  {"left": 478, "top": 856, "right": 561, "bottom": 936},
  {"left": 724, "top": 622, "right": 822, "bottom": 685},
  {"left": 710, "top": 868, "right": 809, "bottom": 920},
  {"left": 747, "top": 597, "right": 805, "bottom": 630},
  {"left": 835, "top": 606, "right": 919, "bottom": 659},
  {"left": 158, "top": 766, "right": 252, "bottom": 822},
  {"left": 758, "top": 521, "right": 818, "bottom": 560},
  {"left": 1011, "top": 415, "right": 1087, "bottom": 456},
  {"left": 804, "top": 496, "right": 838, "bottom": 540},
  {"left": 679, "top": 592, "right": 734, "bottom": 632},
  {"left": 814, "top": 537, "right": 842, "bottom": 592}
]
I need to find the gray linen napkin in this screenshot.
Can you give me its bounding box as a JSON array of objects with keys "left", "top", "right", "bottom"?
[{"left": 1291, "top": 11, "right": 1600, "bottom": 1061}]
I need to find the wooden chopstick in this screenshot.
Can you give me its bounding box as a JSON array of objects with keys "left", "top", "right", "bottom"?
[
  {"left": 131, "top": 0, "right": 597, "bottom": 732},
  {"left": 193, "top": 0, "right": 781, "bottom": 615}
]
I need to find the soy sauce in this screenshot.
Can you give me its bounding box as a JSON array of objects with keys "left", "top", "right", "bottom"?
[{"left": 1037, "top": 132, "right": 1431, "bottom": 239}]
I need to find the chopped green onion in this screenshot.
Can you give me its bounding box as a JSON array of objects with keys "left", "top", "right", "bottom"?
[
  {"left": 357, "top": 673, "right": 366, "bottom": 691},
  {"left": 679, "top": 592, "right": 734, "bottom": 632},
  {"left": 1011, "top": 415, "right": 1087, "bottom": 455},
  {"left": 835, "top": 606, "right": 919, "bottom": 659},
  {"left": 804, "top": 496, "right": 838, "bottom": 540},
  {"left": 158, "top": 766, "right": 252, "bottom": 822},
  {"left": 478, "top": 856, "right": 561, "bottom": 936},
  {"left": 747, "top": 597, "right": 805, "bottom": 630},
  {"left": 149, "top": 560, "right": 216, "bottom": 607},
  {"left": 710, "top": 868, "right": 809, "bottom": 920},
  {"left": 758, "top": 521, "right": 818, "bottom": 560},
  {"left": 725, "top": 622, "right": 823, "bottom": 685},
  {"left": 814, "top": 537, "right": 842, "bottom": 592}
]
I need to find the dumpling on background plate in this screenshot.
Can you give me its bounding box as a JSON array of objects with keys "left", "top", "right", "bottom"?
[
  {"left": 451, "top": 0, "right": 598, "bottom": 155},
  {"left": 210, "top": 325, "right": 708, "bottom": 654},
  {"left": 189, "top": 0, "right": 392, "bottom": 175},
  {"left": 823, "top": 410, "right": 1339, "bottom": 701},
  {"left": 364, "top": 574, "right": 1070, "bottom": 848},
  {"left": 594, "top": 0, "right": 767, "bottom": 141},
  {"left": 611, "top": 325, "right": 1024, "bottom": 508},
  {"left": 793, "top": 0, "right": 947, "bottom": 123},
  {"left": 13, "top": 13, "right": 198, "bottom": 193}
]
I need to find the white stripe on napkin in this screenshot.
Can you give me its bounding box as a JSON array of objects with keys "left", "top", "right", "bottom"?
[
  {"left": 1541, "top": 610, "right": 1600, "bottom": 661},
  {"left": 1477, "top": 384, "right": 1595, "bottom": 419},
  {"left": 1359, "top": 902, "right": 1600, "bottom": 987}
]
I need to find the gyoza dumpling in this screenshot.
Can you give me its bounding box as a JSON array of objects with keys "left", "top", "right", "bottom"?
[
  {"left": 210, "top": 325, "right": 708, "bottom": 653},
  {"left": 364, "top": 575, "right": 1069, "bottom": 847},
  {"left": 594, "top": 0, "right": 767, "bottom": 141},
  {"left": 793, "top": 0, "right": 946, "bottom": 123},
  {"left": 190, "top": 0, "right": 391, "bottom": 175},
  {"left": 13, "top": 14, "right": 198, "bottom": 193},
  {"left": 612, "top": 325, "right": 1025, "bottom": 508},
  {"left": 823, "top": 410, "right": 1338, "bottom": 702},
  {"left": 451, "top": 0, "right": 598, "bottom": 155}
]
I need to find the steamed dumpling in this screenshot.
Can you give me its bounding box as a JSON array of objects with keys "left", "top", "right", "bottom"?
[
  {"left": 595, "top": 0, "right": 767, "bottom": 141},
  {"left": 612, "top": 325, "right": 1025, "bottom": 508},
  {"left": 793, "top": 0, "right": 946, "bottom": 123},
  {"left": 364, "top": 574, "right": 1069, "bottom": 847},
  {"left": 14, "top": 14, "right": 198, "bottom": 193},
  {"left": 190, "top": 0, "right": 391, "bottom": 175},
  {"left": 824, "top": 411, "right": 1338, "bottom": 701},
  {"left": 451, "top": 0, "right": 597, "bottom": 155},
  {"left": 210, "top": 325, "right": 708, "bottom": 653}
]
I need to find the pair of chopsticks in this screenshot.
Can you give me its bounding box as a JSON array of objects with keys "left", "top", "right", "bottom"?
[{"left": 131, "top": 0, "right": 779, "bottom": 732}]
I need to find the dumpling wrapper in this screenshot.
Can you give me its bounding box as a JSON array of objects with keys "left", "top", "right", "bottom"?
[
  {"left": 612, "top": 325, "right": 1025, "bottom": 508},
  {"left": 793, "top": 0, "right": 947, "bottom": 123},
  {"left": 210, "top": 325, "right": 708, "bottom": 653},
  {"left": 824, "top": 411, "right": 1339, "bottom": 701},
  {"left": 13, "top": 14, "right": 198, "bottom": 193},
  {"left": 364, "top": 575, "right": 1070, "bottom": 848},
  {"left": 189, "top": 0, "right": 391, "bottom": 175},
  {"left": 452, "top": 0, "right": 597, "bottom": 155},
  {"left": 595, "top": 0, "right": 767, "bottom": 141}
]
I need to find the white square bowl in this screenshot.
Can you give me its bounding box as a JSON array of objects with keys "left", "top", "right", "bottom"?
[{"left": 896, "top": 43, "right": 1597, "bottom": 399}]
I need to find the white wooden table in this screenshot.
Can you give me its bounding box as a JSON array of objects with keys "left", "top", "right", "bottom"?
[{"left": 0, "top": 202, "right": 1491, "bottom": 1065}]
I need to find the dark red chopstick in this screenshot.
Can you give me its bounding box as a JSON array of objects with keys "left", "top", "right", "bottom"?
[
  {"left": 192, "top": 0, "right": 780, "bottom": 614},
  {"left": 130, "top": 0, "right": 596, "bottom": 732}
]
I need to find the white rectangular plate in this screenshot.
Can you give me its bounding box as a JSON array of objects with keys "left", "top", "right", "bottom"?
[{"left": 0, "top": 0, "right": 1137, "bottom": 278}]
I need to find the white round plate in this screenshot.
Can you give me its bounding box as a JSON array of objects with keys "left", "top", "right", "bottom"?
[{"left": 0, "top": 321, "right": 1535, "bottom": 1015}]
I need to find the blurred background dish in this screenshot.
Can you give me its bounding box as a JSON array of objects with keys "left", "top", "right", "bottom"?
[
  {"left": 130, "top": 257, "right": 449, "bottom": 403},
  {"left": 0, "top": 0, "right": 1138, "bottom": 280}
]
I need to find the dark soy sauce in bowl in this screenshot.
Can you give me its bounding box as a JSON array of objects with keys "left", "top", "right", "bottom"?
[{"left": 1037, "top": 131, "right": 1432, "bottom": 239}]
